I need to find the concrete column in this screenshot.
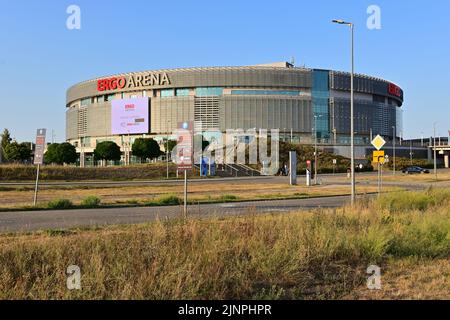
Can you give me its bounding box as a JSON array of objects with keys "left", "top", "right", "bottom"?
[
  {"left": 289, "top": 151, "right": 297, "bottom": 185},
  {"left": 80, "top": 151, "right": 85, "bottom": 168},
  {"left": 445, "top": 153, "right": 449, "bottom": 169}
]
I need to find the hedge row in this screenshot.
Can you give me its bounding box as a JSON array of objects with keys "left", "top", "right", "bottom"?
[{"left": 0, "top": 164, "right": 184, "bottom": 181}]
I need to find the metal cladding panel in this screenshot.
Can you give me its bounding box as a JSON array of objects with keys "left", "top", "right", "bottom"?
[
  {"left": 220, "top": 96, "right": 312, "bottom": 133},
  {"left": 195, "top": 97, "right": 220, "bottom": 130},
  {"left": 66, "top": 107, "right": 78, "bottom": 140},
  {"left": 66, "top": 67, "right": 313, "bottom": 104},
  {"left": 86, "top": 102, "right": 111, "bottom": 138},
  {"left": 330, "top": 71, "right": 403, "bottom": 105},
  {"left": 150, "top": 96, "right": 194, "bottom": 134},
  {"left": 331, "top": 98, "right": 397, "bottom": 137}
]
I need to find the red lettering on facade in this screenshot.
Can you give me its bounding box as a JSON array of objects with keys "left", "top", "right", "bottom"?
[
  {"left": 97, "top": 77, "right": 127, "bottom": 92},
  {"left": 388, "top": 83, "right": 402, "bottom": 98}
]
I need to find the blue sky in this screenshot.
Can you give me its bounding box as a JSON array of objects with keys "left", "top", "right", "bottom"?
[{"left": 0, "top": 0, "right": 449, "bottom": 142}]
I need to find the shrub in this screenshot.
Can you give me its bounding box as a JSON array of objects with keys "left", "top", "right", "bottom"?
[
  {"left": 45, "top": 229, "right": 74, "bottom": 237},
  {"left": 47, "top": 199, "right": 73, "bottom": 209},
  {"left": 384, "top": 157, "right": 436, "bottom": 170},
  {"left": 155, "top": 194, "right": 181, "bottom": 205},
  {"left": 81, "top": 196, "right": 101, "bottom": 208},
  {"left": 0, "top": 164, "right": 181, "bottom": 181},
  {"left": 221, "top": 194, "right": 238, "bottom": 201},
  {"left": 376, "top": 189, "right": 450, "bottom": 212}
]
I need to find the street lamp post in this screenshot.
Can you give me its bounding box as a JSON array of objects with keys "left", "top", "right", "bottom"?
[
  {"left": 127, "top": 132, "right": 131, "bottom": 165},
  {"left": 332, "top": 19, "right": 355, "bottom": 204},
  {"left": 392, "top": 126, "right": 396, "bottom": 175},
  {"left": 314, "top": 116, "right": 318, "bottom": 185},
  {"left": 79, "top": 134, "right": 86, "bottom": 168},
  {"left": 166, "top": 121, "right": 171, "bottom": 179}
]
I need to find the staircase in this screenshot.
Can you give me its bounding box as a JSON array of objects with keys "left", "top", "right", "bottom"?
[{"left": 215, "top": 163, "right": 261, "bottom": 177}]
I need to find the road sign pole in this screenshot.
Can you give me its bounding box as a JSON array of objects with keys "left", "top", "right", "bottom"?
[
  {"left": 33, "top": 164, "right": 40, "bottom": 206},
  {"left": 184, "top": 170, "right": 187, "bottom": 218},
  {"left": 377, "top": 163, "right": 381, "bottom": 197},
  {"left": 33, "top": 128, "right": 47, "bottom": 206},
  {"left": 380, "top": 163, "right": 383, "bottom": 193}
]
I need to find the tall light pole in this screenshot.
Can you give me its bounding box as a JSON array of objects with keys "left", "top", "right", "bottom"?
[
  {"left": 128, "top": 131, "right": 131, "bottom": 165},
  {"left": 392, "top": 125, "right": 396, "bottom": 175},
  {"left": 433, "top": 122, "right": 438, "bottom": 181},
  {"left": 166, "top": 120, "right": 171, "bottom": 179},
  {"left": 332, "top": 19, "right": 355, "bottom": 204},
  {"left": 314, "top": 115, "right": 318, "bottom": 185}
]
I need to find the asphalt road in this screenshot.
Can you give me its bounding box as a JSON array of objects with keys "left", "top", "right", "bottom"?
[
  {"left": 0, "top": 195, "right": 351, "bottom": 233},
  {"left": 0, "top": 172, "right": 377, "bottom": 188}
]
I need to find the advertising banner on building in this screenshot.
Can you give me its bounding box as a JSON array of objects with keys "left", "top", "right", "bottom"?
[{"left": 111, "top": 98, "right": 149, "bottom": 134}]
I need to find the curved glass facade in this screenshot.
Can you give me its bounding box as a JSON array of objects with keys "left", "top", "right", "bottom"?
[{"left": 312, "top": 70, "right": 330, "bottom": 141}]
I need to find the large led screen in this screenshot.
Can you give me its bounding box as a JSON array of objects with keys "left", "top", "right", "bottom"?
[{"left": 111, "top": 98, "right": 149, "bottom": 134}]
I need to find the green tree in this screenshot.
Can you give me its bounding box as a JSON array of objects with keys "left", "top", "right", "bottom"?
[
  {"left": 167, "top": 139, "right": 177, "bottom": 153},
  {"left": 0, "top": 129, "right": 12, "bottom": 162},
  {"left": 276, "top": 141, "right": 352, "bottom": 174},
  {"left": 57, "top": 142, "right": 77, "bottom": 164},
  {"left": 44, "top": 143, "right": 60, "bottom": 164},
  {"left": 132, "top": 138, "right": 161, "bottom": 162},
  {"left": 45, "top": 143, "right": 77, "bottom": 165},
  {"left": 94, "top": 141, "right": 121, "bottom": 163},
  {"left": 4, "top": 141, "right": 31, "bottom": 163}
]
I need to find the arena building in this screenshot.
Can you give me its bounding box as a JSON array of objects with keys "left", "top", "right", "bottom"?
[{"left": 66, "top": 62, "right": 404, "bottom": 165}]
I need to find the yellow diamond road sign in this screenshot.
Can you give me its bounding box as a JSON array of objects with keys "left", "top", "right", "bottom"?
[{"left": 371, "top": 135, "right": 386, "bottom": 151}]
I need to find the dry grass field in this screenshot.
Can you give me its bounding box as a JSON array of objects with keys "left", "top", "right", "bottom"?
[
  {"left": 0, "top": 182, "right": 397, "bottom": 209},
  {"left": 0, "top": 189, "right": 448, "bottom": 299}
]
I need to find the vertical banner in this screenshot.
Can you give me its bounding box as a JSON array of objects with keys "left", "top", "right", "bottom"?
[
  {"left": 176, "top": 121, "right": 193, "bottom": 171},
  {"left": 176, "top": 121, "right": 193, "bottom": 218},
  {"left": 33, "top": 128, "right": 46, "bottom": 206},
  {"left": 34, "top": 129, "right": 47, "bottom": 165}
]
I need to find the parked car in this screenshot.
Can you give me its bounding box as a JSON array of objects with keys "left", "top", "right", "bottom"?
[{"left": 402, "top": 166, "right": 430, "bottom": 174}]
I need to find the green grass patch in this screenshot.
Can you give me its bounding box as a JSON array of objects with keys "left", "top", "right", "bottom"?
[
  {"left": 220, "top": 194, "right": 238, "bottom": 201},
  {"left": 375, "top": 188, "right": 450, "bottom": 212},
  {"left": 145, "top": 194, "right": 182, "bottom": 206},
  {"left": 81, "top": 196, "right": 101, "bottom": 208},
  {"left": 46, "top": 199, "right": 73, "bottom": 209}
]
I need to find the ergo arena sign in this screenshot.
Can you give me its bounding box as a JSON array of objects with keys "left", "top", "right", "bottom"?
[
  {"left": 97, "top": 72, "right": 170, "bottom": 92},
  {"left": 388, "top": 83, "right": 402, "bottom": 98}
]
